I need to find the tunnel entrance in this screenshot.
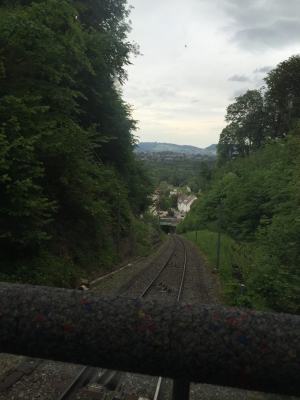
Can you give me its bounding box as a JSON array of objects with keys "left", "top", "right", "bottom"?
[{"left": 159, "top": 217, "right": 180, "bottom": 233}]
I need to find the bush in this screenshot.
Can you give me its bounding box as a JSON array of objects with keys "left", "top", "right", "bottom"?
[{"left": 0, "top": 248, "right": 77, "bottom": 288}]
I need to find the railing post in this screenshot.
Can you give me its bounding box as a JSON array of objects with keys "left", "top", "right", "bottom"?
[
  {"left": 172, "top": 379, "right": 190, "bottom": 400},
  {"left": 241, "top": 284, "right": 245, "bottom": 295}
]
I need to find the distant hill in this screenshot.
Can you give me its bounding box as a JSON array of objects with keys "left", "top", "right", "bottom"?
[
  {"left": 135, "top": 142, "right": 217, "bottom": 154},
  {"left": 204, "top": 144, "right": 217, "bottom": 151}
]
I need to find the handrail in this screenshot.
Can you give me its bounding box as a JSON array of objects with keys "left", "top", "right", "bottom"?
[{"left": 0, "top": 282, "right": 300, "bottom": 397}]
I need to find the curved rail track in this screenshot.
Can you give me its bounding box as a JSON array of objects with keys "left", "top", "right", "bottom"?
[
  {"left": 57, "top": 234, "right": 188, "bottom": 400},
  {"left": 140, "top": 234, "right": 187, "bottom": 301},
  {"left": 0, "top": 235, "right": 188, "bottom": 400},
  {"left": 143, "top": 234, "right": 188, "bottom": 400}
]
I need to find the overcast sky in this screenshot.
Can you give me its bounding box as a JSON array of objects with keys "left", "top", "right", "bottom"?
[{"left": 122, "top": 0, "right": 300, "bottom": 148}]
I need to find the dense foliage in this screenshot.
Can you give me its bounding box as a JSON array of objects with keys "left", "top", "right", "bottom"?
[
  {"left": 0, "top": 0, "right": 154, "bottom": 285},
  {"left": 217, "top": 55, "right": 300, "bottom": 166},
  {"left": 178, "top": 55, "right": 300, "bottom": 314}
]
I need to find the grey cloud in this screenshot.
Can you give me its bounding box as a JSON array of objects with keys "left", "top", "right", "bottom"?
[
  {"left": 139, "top": 99, "right": 154, "bottom": 107},
  {"left": 229, "top": 88, "right": 248, "bottom": 101},
  {"left": 253, "top": 66, "right": 273, "bottom": 73},
  {"left": 222, "top": 0, "right": 269, "bottom": 26},
  {"left": 222, "top": 0, "right": 300, "bottom": 28},
  {"left": 228, "top": 74, "right": 250, "bottom": 82},
  {"left": 191, "top": 99, "right": 199, "bottom": 102},
  {"left": 152, "top": 86, "right": 176, "bottom": 97},
  {"left": 255, "top": 79, "right": 265, "bottom": 88},
  {"left": 125, "top": 85, "right": 151, "bottom": 99},
  {"left": 232, "top": 19, "right": 300, "bottom": 51},
  {"left": 220, "top": 0, "right": 300, "bottom": 51},
  {"left": 124, "top": 84, "right": 176, "bottom": 101}
]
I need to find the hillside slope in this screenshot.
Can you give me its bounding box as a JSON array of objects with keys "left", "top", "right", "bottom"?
[{"left": 135, "top": 142, "right": 217, "bottom": 154}]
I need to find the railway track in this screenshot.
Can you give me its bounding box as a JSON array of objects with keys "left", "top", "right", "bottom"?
[
  {"left": 57, "top": 234, "right": 188, "bottom": 400},
  {"left": 141, "top": 235, "right": 187, "bottom": 301},
  {"left": 0, "top": 235, "right": 188, "bottom": 400}
]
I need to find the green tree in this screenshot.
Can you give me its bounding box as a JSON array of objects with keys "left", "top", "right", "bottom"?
[
  {"left": 0, "top": 0, "right": 93, "bottom": 246},
  {"left": 0, "top": 0, "right": 151, "bottom": 268},
  {"left": 198, "top": 161, "right": 212, "bottom": 191},
  {"left": 170, "top": 194, "right": 178, "bottom": 208},
  {"left": 264, "top": 55, "right": 300, "bottom": 138},
  {"left": 224, "top": 90, "right": 267, "bottom": 156},
  {"left": 158, "top": 195, "right": 171, "bottom": 211}
]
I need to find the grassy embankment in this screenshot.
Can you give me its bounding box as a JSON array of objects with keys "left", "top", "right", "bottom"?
[{"left": 183, "top": 230, "right": 266, "bottom": 310}]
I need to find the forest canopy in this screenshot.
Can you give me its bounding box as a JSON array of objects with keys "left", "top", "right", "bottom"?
[{"left": 217, "top": 55, "right": 300, "bottom": 165}]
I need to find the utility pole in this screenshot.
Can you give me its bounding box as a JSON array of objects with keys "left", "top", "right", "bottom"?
[
  {"left": 214, "top": 199, "right": 222, "bottom": 273},
  {"left": 117, "top": 193, "right": 121, "bottom": 254},
  {"left": 158, "top": 189, "right": 160, "bottom": 228},
  {"left": 195, "top": 218, "right": 199, "bottom": 244}
]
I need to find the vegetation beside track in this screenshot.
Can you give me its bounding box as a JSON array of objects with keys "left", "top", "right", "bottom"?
[
  {"left": 0, "top": 214, "right": 165, "bottom": 288},
  {"left": 184, "top": 227, "right": 300, "bottom": 314},
  {"left": 0, "top": 0, "right": 157, "bottom": 287}
]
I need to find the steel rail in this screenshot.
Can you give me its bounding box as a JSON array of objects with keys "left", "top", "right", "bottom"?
[
  {"left": 174, "top": 235, "right": 187, "bottom": 302},
  {"left": 56, "top": 234, "right": 181, "bottom": 400},
  {"left": 140, "top": 234, "right": 177, "bottom": 298},
  {"left": 153, "top": 234, "right": 188, "bottom": 400},
  {"left": 153, "top": 376, "right": 162, "bottom": 400},
  {"left": 101, "top": 234, "right": 187, "bottom": 400},
  {"left": 57, "top": 366, "right": 89, "bottom": 400}
]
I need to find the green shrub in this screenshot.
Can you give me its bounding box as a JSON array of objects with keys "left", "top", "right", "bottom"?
[
  {"left": 0, "top": 248, "right": 77, "bottom": 288},
  {"left": 131, "top": 214, "right": 166, "bottom": 257},
  {"left": 185, "top": 229, "right": 300, "bottom": 313}
]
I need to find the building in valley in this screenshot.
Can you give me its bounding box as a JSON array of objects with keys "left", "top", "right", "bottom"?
[{"left": 177, "top": 194, "right": 197, "bottom": 213}]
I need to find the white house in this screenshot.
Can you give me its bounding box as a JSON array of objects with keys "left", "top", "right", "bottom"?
[{"left": 177, "top": 194, "right": 197, "bottom": 212}]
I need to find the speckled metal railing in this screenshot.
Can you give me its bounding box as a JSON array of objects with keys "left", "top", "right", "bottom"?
[{"left": 0, "top": 283, "right": 299, "bottom": 397}]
